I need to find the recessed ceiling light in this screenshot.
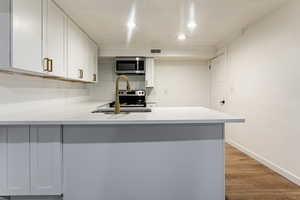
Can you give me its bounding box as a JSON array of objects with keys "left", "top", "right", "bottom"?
[
  {"left": 127, "top": 21, "right": 136, "bottom": 29},
  {"left": 178, "top": 34, "right": 186, "bottom": 41},
  {"left": 187, "top": 21, "right": 197, "bottom": 30}
]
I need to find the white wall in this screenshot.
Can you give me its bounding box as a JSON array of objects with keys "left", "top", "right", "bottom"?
[
  {"left": 0, "top": 72, "right": 89, "bottom": 104},
  {"left": 148, "top": 59, "right": 210, "bottom": 107},
  {"left": 212, "top": 0, "right": 300, "bottom": 185},
  {"left": 89, "top": 58, "right": 210, "bottom": 107}
]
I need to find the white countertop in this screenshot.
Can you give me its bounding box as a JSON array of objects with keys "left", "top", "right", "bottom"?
[{"left": 0, "top": 100, "right": 245, "bottom": 125}]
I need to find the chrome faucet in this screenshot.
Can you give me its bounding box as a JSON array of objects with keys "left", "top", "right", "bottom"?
[{"left": 115, "top": 75, "right": 131, "bottom": 114}]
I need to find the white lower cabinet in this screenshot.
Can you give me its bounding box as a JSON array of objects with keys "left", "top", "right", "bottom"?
[{"left": 0, "top": 126, "right": 62, "bottom": 196}]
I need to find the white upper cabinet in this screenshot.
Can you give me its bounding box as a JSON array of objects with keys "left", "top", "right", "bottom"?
[
  {"left": 0, "top": 0, "right": 98, "bottom": 82},
  {"left": 91, "top": 40, "right": 99, "bottom": 82},
  {"left": 86, "top": 38, "right": 98, "bottom": 82},
  {"left": 12, "top": 0, "right": 43, "bottom": 73},
  {"left": 145, "top": 58, "right": 155, "bottom": 88},
  {"left": 68, "top": 19, "right": 84, "bottom": 81},
  {"left": 0, "top": 0, "right": 44, "bottom": 73},
  {"left": 0, "top": 0, "right": 10, "bottom": 67},
  {"left": 68, "top": 19, "right": 98, "bottom": 82},
  {"left": 80, "top": 33, "right": 90, "bottom": 82},
  {"left": 43, "top": 0, "right": 67, "bottom": 77}
]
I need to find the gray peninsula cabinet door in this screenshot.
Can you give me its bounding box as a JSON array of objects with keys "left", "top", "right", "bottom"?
[
  {"left": 30, "top": 126, "right": 62, "bottom": 195},
  {"left": 0, "top": 126, "right": 30, "bottom": 195},
  {"left": 0, "top": 126, "right": 62, "bottom": 196}
]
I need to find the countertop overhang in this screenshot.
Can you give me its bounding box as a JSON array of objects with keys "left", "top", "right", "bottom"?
[{"left": 0, "top": 101, "right": 245, "bottom": 125}]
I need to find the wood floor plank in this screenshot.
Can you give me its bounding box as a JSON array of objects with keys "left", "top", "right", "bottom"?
[{"left": 225, "top": 144, "right": 300, "bottom": 200}]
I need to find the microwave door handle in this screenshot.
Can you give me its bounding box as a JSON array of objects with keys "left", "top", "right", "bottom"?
[{"left": 137, "top": 60, "right": 139, "bottom": 71}]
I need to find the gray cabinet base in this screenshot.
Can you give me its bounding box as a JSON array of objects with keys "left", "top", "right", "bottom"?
[{"left": 63, "top": 124, "right": 225, "bottom": 200}]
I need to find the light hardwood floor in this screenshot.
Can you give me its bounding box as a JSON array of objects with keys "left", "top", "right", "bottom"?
[{"left": 225, "top": 144, "right": 300, "bottom": 200}]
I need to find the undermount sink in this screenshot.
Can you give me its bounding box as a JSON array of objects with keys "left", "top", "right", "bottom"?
[{"left": 92, "top": 107, "right": 152, "bottom": 114}]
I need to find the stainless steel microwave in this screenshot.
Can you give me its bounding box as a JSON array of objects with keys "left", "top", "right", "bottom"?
[{"left": 115, "top": 57, "right": 145, "bottom": 74}]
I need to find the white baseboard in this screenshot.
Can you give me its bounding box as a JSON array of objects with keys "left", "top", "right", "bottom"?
[{"left": 227, "top": 139, "right": 300, "bottom": 186}]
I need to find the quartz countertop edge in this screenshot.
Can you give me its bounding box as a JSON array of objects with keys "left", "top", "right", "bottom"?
[
  {"left": 0, "top": 101, "right": 245, "bottom": 125},
  {"left": 0, "top": 119, "right": 245, "bottom": 125}
]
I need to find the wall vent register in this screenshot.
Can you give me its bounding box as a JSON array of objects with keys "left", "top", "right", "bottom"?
[{"left": 151, "top": 49, "right": 162, "bottom": 54}]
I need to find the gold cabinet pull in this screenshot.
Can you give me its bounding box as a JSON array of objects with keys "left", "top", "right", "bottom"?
[
  {"left": 48, "top": 59, "right": 53, "bottom": 72},
  {"left": 43, "top": 58, "right": 53, "bottom": 72},
  {"left": 43, "top": 58, "right": 49, "bottom": 72},
  {"left": 79, "top": 69, "right": 84, "bottom": 79},
  {"left": 93, "top": 74, "right": 97, "bottom": 81}
]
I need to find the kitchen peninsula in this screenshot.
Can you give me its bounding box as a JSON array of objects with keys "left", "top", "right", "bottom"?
[{"left": 0, "top": 101, "right": 244, "bottom": 200}]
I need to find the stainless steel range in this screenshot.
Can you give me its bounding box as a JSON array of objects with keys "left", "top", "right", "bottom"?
[{"left": 109, "top": 90, "right": 147, "bottom": 108}]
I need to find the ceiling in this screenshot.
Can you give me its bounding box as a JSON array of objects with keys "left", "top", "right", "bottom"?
[{"left": 55, "top": 0, "right": 288, "bottom": 51}]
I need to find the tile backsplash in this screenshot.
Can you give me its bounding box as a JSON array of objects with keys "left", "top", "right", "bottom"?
[{"left": 0, "top": 72, "right": 89, "bottom": 104}]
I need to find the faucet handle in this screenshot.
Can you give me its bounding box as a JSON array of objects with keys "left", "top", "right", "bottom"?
[{"left": 127, "top": 85, "right": 131, "bottom": 91}]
